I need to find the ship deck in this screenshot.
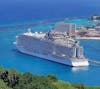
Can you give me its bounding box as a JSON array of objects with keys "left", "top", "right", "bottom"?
[{"left": 23, "top": 32, "right": 77, "bottom": 47}]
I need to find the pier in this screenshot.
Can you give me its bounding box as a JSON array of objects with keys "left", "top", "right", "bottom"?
[{"left": 89, "top": 59, "right": 100, "bottom": 65}]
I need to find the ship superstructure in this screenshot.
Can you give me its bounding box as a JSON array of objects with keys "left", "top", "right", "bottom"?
[{"left": 14, "top": 23, "right": 89, "bottom": 67}]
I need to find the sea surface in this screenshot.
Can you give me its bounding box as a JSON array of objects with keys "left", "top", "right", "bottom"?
[
  {"left": 0, "top": 26, "right": 100, "bottom": 86},
  {"left": 0, "top": 0, "right": 100, "bottom": 86},
  {"left": 0, "top": 0, "right": 100, "bottom": 25}
]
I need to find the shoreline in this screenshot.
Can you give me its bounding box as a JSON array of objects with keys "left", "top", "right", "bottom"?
[{"left": 76, "top": 37, "right": 100, "bottom": 40}]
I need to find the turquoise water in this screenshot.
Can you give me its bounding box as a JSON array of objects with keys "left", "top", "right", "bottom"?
[
  {"left": 1, "top": 0, "right": 100, "bottom": 86},
  {"left": 65, "top": 19, "right": 97, "bottom": 27},
  {"left": 0, "top": 25, "right": 100, "bottom": 86}
]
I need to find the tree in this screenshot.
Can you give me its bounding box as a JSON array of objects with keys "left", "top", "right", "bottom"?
[
  {"left": 72, "top": 83, "right": 85, "bottom": 89},
  {"left": 47, "top": 74, "right": 58, "bottom": 82},
  {"left": 14, "top": 73, "right": 58, "bottom": 89},
  {"left": 0, "top": 80, "right": 12, "bottom": 89},
  {"left": 53, "top": 81, "right": 75, "bottom": 89}
]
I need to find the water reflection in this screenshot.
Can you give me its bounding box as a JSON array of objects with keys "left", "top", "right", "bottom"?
[{"left": 72, "top": 67, "right": 89, "bottom": 72}]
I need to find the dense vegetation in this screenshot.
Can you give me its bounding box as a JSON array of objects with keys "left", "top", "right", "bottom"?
[{"left": 0, "top": 66, "right": 100, "bottom": 89}]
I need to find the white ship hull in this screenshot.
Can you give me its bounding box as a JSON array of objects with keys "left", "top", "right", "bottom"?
[
  {"left": 14, "top": 29, "right": 89, "bottom": 67},
  {"left": 16, "top": 45, "right": 89, "bottom": 67}
]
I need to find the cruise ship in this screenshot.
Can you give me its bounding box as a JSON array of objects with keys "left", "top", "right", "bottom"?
[{"left": 14, "top": 24, "right": 89, "bottom": 67}]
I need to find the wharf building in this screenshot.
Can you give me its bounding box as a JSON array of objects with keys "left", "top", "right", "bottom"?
[{"left": 55, "top": 23, "right": 76, "bottom": 37}]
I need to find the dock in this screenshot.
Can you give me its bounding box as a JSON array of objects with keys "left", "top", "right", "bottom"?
[{"left": 89, "top": 60, "right": 100, "bottom": 65}]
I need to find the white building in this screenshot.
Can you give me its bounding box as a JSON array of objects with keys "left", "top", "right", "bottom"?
[{"left": 55, "top": 23, "right": 76, "bottom": 36}]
